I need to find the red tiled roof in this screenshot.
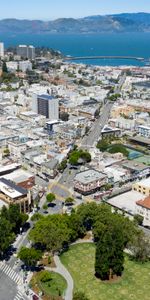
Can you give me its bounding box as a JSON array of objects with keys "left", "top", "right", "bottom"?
[{"left": 136, "top": 196, "right": 150, "bottom": 210}]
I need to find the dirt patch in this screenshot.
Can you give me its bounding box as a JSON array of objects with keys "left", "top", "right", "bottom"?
[
  {"left": 83, "top": 231, "right": 92, "bottom": 240},
  {"left": 39, "top": 254, "right": 56, "bottom": 268}
]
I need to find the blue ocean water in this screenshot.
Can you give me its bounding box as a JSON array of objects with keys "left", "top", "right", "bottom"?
[{"left": 1, "top": 32, "right": 150, "bottom": 66}]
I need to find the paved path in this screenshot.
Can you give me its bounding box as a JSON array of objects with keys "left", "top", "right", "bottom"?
[{"left": 45, "top": 255, "right": 73, "bottom": 300}]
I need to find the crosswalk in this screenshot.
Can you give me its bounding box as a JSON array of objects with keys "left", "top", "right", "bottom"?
[
  {"left": 0, "top": 261, "right": 22, "bottom": 285},
  {"left": 14, "top": 291, "right": 25, "bottom": 300}
]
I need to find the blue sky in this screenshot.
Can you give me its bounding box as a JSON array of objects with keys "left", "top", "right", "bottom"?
[{"left": 1, "top": 0, "right": 150, "bottom": 19}]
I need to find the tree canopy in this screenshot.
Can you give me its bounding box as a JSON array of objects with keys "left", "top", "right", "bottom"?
[
  {"left": 46, "top": 193, "right": 56, "bottom": 203},
  {"left": 0, "top": 204, "right": 28, "bottom": 256},
  {"left": 29, "top": 215, "right": 71, "bottom": 252},
  {"left": 69, "top": 149, "right": 91, "bottom": 166},
  {"left": 18, "top": 246, "right": 42, "bottom": 267}
]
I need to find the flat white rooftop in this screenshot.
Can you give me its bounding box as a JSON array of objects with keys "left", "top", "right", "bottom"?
[
  {"left": 135, "top": 177, "right": 150, "bottom": 188},
  {"left": 0, "top": 178, "right": 27, "bottom": 199},
  {"left": 75, "top": 169, "right": 106, "bottom": 184},
  {"left": 0, "top": 163, "right": 21, "bottom": 174},
  {"left": 107, "top": 190, "right": 143, "bottom": 215}
]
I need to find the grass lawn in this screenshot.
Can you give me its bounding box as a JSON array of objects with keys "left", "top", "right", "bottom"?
[
  {"left": 60, "top": 243, "right": 150, "bottom": 300},
  {"left": 30, "top": 270, "right": 67, "bottom": 299}
]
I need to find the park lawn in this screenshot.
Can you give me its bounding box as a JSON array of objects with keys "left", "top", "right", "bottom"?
[
  {"left": 30, "top": 271, "right": 67, "bottom": 299},
  {"left": 60, "top": 243, "right": 150, "bottom": 300}
]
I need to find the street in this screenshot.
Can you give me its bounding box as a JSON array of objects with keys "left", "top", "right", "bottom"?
[
  {"left": 0, "top": 271, "right": 23, "bottom": 300},
  {"left": 81, "top": 102, "right": 113, "bottom": 148}
]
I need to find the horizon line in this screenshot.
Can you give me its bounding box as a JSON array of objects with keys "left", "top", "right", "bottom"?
[{"left": 0, "top": 11, "right": 149, "bottom": 22}]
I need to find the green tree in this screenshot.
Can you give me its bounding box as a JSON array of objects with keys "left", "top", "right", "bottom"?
[
  {"left": 69, "top": 149, "right": 91, "bottom": 166},
  {"left": 128, "top": 231, "right": 150, "bottom": 263},
  {"left": 65, "top": 197, "right": 74, "bottom": 205},
  {"left": 108, "top": 144, "right": 129, "bottom": 157},
  {"left": 134, "top": 214, "right": 144, "bottom": 226},
  {"left": 29, "top": 215, "right": 71, "bottom": 252},
  {"left": 95, "top": 221, "right": 124, "bottom": 280},
  {"left": 43, "top": 204, "right": 48, "bottom": 210},
  {"left": 18, "top": 247, "right": 42, "bottom": 267},
  {"left": 58, "top": 160, "right": 67, "bottom": 172},
  {"left": 39, "top": 270, "right": 52, "bottom": 282},
  {"left": 0, "top": 217, "right": 15, "bottom": 256},
  {"left": 46, "top": 193, "right": 56, "bottom": 203},
  {"left": 2, "top": 61, "right": 8, "bottom": 73},
  {"left": 64, "top": 213, "right": 85, "bottom": 242},
  {"left": 31, "top": 213, "right": 44, "bottom": 222},
  {"left": 96, "top": 139, "right": 109, "bottom": 152},
  {"left": 1, "top": 204, "right": 28, "bottom": 234},
  {"left": 95, "top": 235, "right": 111, "bottom": 280}
]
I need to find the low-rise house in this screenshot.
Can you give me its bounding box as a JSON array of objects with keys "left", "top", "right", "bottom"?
[
  {"left": 109, "top": 117, "right": 136, "bottom": 131},
  {"left": 121, "top": 161, "right": 150, "bottom": 181},
  {"left": 22, "top": 148, "right": 58, "bottom": 179},
  {"left": 8, "top": 140, "right": 27, "bottom": 159},
  {"left": 41, "top": 159, "right": 58, "bottom": 179},
  {"left": 2, "top": 169, "right": 35, "bottom": 189},
  {"left": 74, "top": 169, "right": 107, "bottom": 195}
]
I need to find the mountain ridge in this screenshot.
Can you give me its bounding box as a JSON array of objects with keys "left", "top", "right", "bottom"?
[{"left": 1, "top": 13, "right": 150, "bottom": 34}]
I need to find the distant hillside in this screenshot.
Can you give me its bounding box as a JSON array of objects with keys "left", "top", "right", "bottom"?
[{"left": 1, "top": 13, "right": 150, "bottom": 34}]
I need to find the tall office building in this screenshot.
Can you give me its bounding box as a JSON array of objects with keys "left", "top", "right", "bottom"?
[
  {"left": 17, "top": 45, "right": 35, "bottom": 60},
  {"left": 32, "top": 94, "right": 59, "bottom": 121},
  {"left": 28, "top": 46, "right": 35, "bottom": 60},
  {"left": 17, "top": 45, "right": 28, "bottom": 59},
  {"left": 0, "top": 42, "right": 4, "bottom": 58}
]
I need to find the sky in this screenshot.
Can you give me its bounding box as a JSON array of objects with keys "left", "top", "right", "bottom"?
[{"left": 1, "top": 0, "right": 150, "bottom": 20}]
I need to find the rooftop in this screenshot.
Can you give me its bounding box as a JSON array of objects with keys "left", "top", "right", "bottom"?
[
  {"left": 135, "top": 177, "right": 150, "bottom": 188},
  {"left": 136, "top": 196, "right": 150, "bottom": 210},
  {"left": 0, "top": 178, "right": 27, "bottom": 199},
  {"left": 107, "top": 190, "right": 143, "bottom": 215},
  {"left": 122, "top": 160, "right": 149, "bottom": 172},
  {"left": 38, "top": 94, "right": 54, "bottom": 101},
  {"left": 2, "top": 169, "right": 34, "bottom": 184},
  {"left": 129, "top": 136, "right": 150, "bottom": 145},
  {"left": 75, "top": 169, "right": 106, "bottom": 184}
]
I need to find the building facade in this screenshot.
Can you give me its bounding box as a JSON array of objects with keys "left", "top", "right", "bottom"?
[
  {"left": 17, "top": 45, "right": 35, "bottom": 60},
  {"left": 132, "top": 178, "right": 150, "bottom": 196},
  {"left": 0, "top": 178, "right": 32, "bottom": 213},
  {"left": 137, "top": 125, "right": 150, "bottom": 138},
  {"left": 136, "top": 196, "right": 150, "bottom": 226},
  {"left": 0, "top": 42, "right": 4, "bottom": 58},
  {"left": 74, "top": 169, "right": 107, "bottom": 195},
  {"left": 32, "top": 94, "right": 59, "bottom": 121}
]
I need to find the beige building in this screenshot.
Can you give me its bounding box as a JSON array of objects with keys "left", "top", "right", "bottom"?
[
  {"left": 132, "top": 177, "right": 150, "bottom": 196},
  {"left": 110, "top": 105, "right": 135, "bottom": 118},
  {"left": 74, "top": 169, "right": 107, "bottom": 195},
  {"left": 0, "top": 178, "right": 32, "bottom": 213}
]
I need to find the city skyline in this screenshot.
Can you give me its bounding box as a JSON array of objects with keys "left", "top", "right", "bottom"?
[{"left": 0, "top": 0, "right": 150, "bottom": 20}]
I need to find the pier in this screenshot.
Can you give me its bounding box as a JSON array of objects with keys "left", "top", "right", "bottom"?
[{"left": 65, "top": 55, "right": 144, "bottom": 61}]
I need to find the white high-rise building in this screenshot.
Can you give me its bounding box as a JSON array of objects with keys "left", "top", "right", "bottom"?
[
  {"left": 32, "top": 94, "right": 59, "bottom": 121},
  {"left": 0, "top": 42, "right": 4, "bottom": 58},
  {"left": 28, "top": 46, "right": 35, "bottom": 60},
  {"left": 17, "top": 45, "right": 35, "bottom": 60}
]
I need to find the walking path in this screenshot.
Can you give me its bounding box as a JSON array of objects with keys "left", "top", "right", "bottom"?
[{"left": 45, "top": 255, "right": 73, "bottom": 300}]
